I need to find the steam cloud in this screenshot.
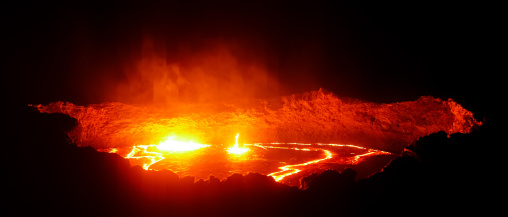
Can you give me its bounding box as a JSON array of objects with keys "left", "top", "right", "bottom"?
[{"left": 112, "top": 37, "right": 280, "bottom": 105}]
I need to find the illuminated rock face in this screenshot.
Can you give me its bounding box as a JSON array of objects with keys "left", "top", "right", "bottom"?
[{"left": 34, "top": 89, "right": 481, "bottom": 153}]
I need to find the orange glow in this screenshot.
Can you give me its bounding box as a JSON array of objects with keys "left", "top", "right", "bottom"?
[
  {"left": 28, "top": 38, "right": 483, "bottom": 185},
  {"left": 227, "top": 133, "right": 249, "bottom": 155}
]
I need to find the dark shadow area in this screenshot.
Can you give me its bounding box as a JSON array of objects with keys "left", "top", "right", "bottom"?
[{"left": 5, "top": 106, "right": 497, "bottom": 216}]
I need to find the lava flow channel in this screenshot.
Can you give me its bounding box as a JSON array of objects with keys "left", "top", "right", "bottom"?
[
  {"left": 254, "top": 143, "right": 391, "bottom": 182},
  {"left": 263, "top": 146, "right": 333, "bottom": 182}
]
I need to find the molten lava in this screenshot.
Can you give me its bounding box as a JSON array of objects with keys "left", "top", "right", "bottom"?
[
  {"left": 33, "top": 89, "right": 481, "bottom": 184},
  {"left": 266, "top": 146, "right": 333, "bottom": 182},
  {"left": 121, "top": 136, "right": 210, "bottom": 170},
  {"left": 100, "top": 136, "right": 392, "bottom": 185}
]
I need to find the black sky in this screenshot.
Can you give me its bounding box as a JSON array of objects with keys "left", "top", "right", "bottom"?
[{"left": 2, "top": 1, "right": 498, "bottom": 118}]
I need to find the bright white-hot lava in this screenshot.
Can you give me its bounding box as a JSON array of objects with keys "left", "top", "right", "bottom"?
[
  {"left": 123, "top": 136, "right": 210, "bottom": 170},
  {"left": 227, "top": 133, "right": 249, "bottom": 155},
  {"left": 156, "top": 136, "right": 210, "bottom": 152}
]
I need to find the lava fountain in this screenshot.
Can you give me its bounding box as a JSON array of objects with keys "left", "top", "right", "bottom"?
[{"left": 227, "top": 133, "right": 249, "bottom": 155}]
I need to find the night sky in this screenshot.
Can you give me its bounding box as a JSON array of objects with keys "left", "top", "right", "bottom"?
[{"left": 2, "top": 1, "right": 498, "bottom": 118}]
